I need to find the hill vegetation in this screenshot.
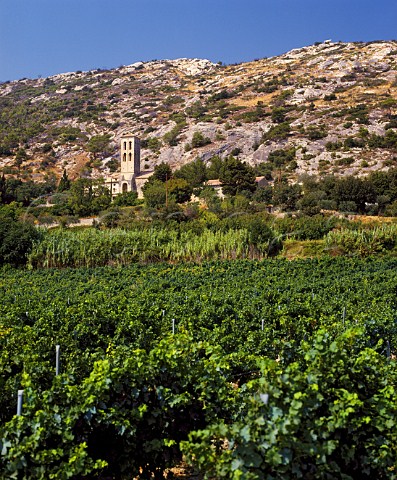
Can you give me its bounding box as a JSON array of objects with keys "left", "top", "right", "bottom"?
[{"left": 1, "top": 40, "right": 397, "bottom": 185}]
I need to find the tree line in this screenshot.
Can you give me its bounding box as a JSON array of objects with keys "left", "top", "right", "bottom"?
[{"left": 3, "top": 158, "right": 397, "bottom": 229}]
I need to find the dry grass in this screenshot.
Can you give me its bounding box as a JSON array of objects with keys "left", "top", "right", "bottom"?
[
  {"left": 229, "top": 94, "right": 273, "bottom": 107},
  {"left": 69, "top": 153, "right": 91, "bottom": 179},
  {"left": 347, "top": 215, "right": 397, "bottom": 224}
]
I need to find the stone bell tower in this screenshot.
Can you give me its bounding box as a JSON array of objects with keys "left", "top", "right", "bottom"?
[{"left": 120, "top": 135, "right": 140, "bottom": 176}]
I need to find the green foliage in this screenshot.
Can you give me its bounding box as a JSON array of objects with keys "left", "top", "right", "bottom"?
[
  {"left": 143, "top": 179, "right": 167, "bottom": 209},
  {"left": 185, "top": 101, "right": 209, "bottom": 120},
  {"left": 28, "top": 224, "right": 280, "bottom": 267},
  {"left": 112, "top": 190, "right": 138, "bottom": 207},
  {"left": 163, "top": 95, "right": 184, "bottom": 106},
  {"left": 163, "top": 124, "right": 184, "bottom": 146},
  {"left": 0, "top": 336, "right": 236, "bottom": 479},
  {"left": 368, "top": 130, "right": 397, "bottom": 149},
  {"left": 305, "top": 124, "right": 328, "bottom": 140},
  {"left": 294, "top": 175, "right": 384, "bottom": 215},
  {"left": 254, "top": 162, "right": 273, "bottom": 179},
  {"left": 271, "top": 107, "right": 287, "bottom": 123},
  {"left": 336, "top": 156, "right": 355, "bottom": 166},
  {"left": 326, "top": 130, "right": 397, "bottom": 154},
  {"left": 167, "top": 178, "right": 192, "bottom": 203},
  {"left": 238, "top": 104, "right": 267, "bottom": 123},
  {"left": 64, "top": 178, "right": 111, "bottom": 216},
  {"left": 52, "top": 126, "right": 86, "bottom": 144},
  {"left": 275, "top": 214, "right": 339, "bottom": 240},
  {"left": 0, "top": 209, "right": 42, "bottom": 266},
  {"left": 219, "top": 156, "right": 256, "bottom": 197},
  {"left": 174, "top": 158, "right": 207, "bottom": 188},
  {"left": 296, "top": 191, "right": 324, "bottom": 215},
  {"left": 0, "top": 177, "right": 55, "bottom": 207},
  {"left": 141, "top": 136, "right": 162, "bottom": 152},
  {"left": 41, "top": 143, "right": 53, "bottom": 153},
  {"left": 325, "top": 225, "right": 397, "bottom": 256},
  {"left": 2, "top": 258, "right": 397, "bottom": 477},
  {"left": 57, "top": 169, "right": 71, "bottom": 192},
  {"left": 345, "top": 104, "right": 370, "bottom": 124},
  {"left": 331, "top": 176, "right": 375, "bottom": 213},
  {"left": 262, "top": 122, "right": 291, "bottom": 142},
  {"left": 252, "top": 185, "right": 273, "bottom": 204},
  {"left": 253, "top": 77, "right": 280, "bottom": 93},
  {"left": 87, "top": 134, "right": 112, "bottom": 157},
  {"left": 208, "top": 89, "right": 235, "bottom": 102},
  {"left": 183, "top": 329, "right": 397, "bottom": 479},
  {"left": 218, "top": 214, "right": 281, "bottom": 256},
  {"left": 325, "top": 140, "right": 343, "bottom": 151},
  {"left": 368, "top": 168, "right": 397, "bottom": 201},
  {"left": 272, "top": 182, "right": 302, "bottom": 211},
  {"left": 191, "top": 131, "right": 211, "bottom": 149},
  {"left": 344, "top": 136, "right": 365, "bottom": 148},
  {"left": 15, "top": 148, "right": 28, "bottom": 169},
  {"left": 152, "top": 162, "right": 172, "bottom": 183},
  {"left": 385, "top": 200, "right": 397, "bottom": 216},
  {"left": 206, "top": 155, "right": 224, "bottom": 180},
  {"left": 267, "top": 147, "right": 296, "bottom": 170},
  {"left": 106, "top": 158, "right": 119, "bottom": 173}
]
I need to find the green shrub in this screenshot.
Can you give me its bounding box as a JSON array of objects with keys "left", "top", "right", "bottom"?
[
  {"left": 336, "top": 157, "right": 355, "bottom": 166},
  {"left": 268, "top": 147, "right": 296, "bottom": 168},
  {"left": 191, "top": 131, "right": 211, "bottom": 149},
  {"left": 305, "top": 125, "right": 328, "bottom": 140},
  {"left": 112, "top": 191, "right": 138, "bottom": 207},
  {"left": 275, "top": 215, "right": 338, "bottom": 240},
  {"left": 87, "top": 134, "right": 112, "bottom": 156},
  {"left": 262, "top": 122, "right": 291, "bottom": 142},
  {"left": 183, "top": 329, "right": 397, "bottom": 479},
  {"left": 141, "top": 136, "right": 162, "bottom": 152},
  {"left": 326, "top": 141, "right": 343, "bottom": 151},
  {"left": 0, "top": 218, "right": 42, "bottom": 266}
]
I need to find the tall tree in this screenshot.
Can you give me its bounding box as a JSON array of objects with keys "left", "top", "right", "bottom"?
[
  {"left": 174, "top": 158, "right": 207, "bottom": 188},
  {"left": 167, "top": 178, "right": 192, "bottom": 203},
  {"left": 153, "top": 162, "right": 172, "bottom": 183},
  {"left": 219, "top": 155, "right": 256, "bottom": 197},
  {"left": 206, "top": 156, "right": 224, "bottom": 180},
  {"left": 143, "top": 179, "right": 166, "bottom": 209},
  {"left": 58, "top": 169, "right": 71, "bottom": 192},
  {"left": 14, "top": 148, "right": 27, "bottom": 170},
  {"left": 331, "top": 177, "right": 375, "bottom": 213},
  {"left": 0, "top": 174, "right": 6, "bottom": 204},
  {"left": 68, "top": 178, "right": 111, "bottom": 216},
  {"left": 272, "top": 182, "right": 302, "bottom": 211}
]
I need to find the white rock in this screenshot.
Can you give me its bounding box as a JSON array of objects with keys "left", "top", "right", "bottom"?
[{"left": 111, "top": 78, "right": 125, "bottom": 86}]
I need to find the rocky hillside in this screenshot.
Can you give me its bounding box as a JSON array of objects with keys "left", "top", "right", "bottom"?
[{"left": 1, "top": 40, "right": 397, "bottom": 182}]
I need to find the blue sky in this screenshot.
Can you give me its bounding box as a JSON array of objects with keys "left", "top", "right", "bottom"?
[{"left": 1, "top": 0, "right": 397, "bottom": 81}]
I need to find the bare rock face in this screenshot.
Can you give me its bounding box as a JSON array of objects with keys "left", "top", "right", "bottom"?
[
  {"left": 253, "top": 144, "right": 275, "bottom": 163},
  {"left": 1, "top": 40, "right": 397, "bottom": 182},
  {"left": 167, "top": 58, "right": 216, "bottom": 76}
]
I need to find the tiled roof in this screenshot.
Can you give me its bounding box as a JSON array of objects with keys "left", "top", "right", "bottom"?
[{"left": 206, "top": 179, "right": 222, "bottom": 186}]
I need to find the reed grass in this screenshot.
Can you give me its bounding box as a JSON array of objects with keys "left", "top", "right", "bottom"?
[
  {"left": 324, "top": 224, "right": 397, "bottom": 256},
  {"left": 28, "top": 227, "right": 270, "bottom": 268}
]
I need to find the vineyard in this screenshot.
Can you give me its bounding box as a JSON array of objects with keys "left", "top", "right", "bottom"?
[{"left": 1, "top": 258, "right": 397, "bottom": 479}]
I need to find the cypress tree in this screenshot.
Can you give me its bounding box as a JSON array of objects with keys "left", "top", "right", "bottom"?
[{"left": 58, "top": 169, "right": 71, "bottom": 192}]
